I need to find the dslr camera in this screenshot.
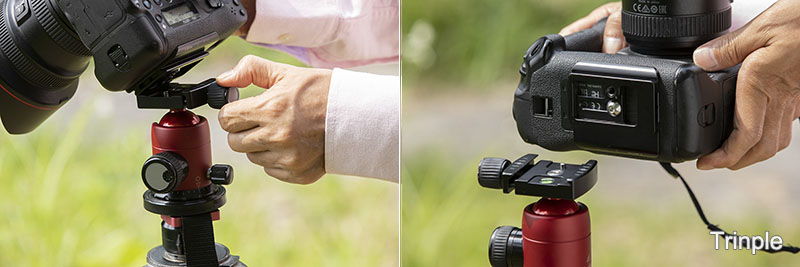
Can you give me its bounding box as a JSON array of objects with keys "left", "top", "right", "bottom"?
[
  {"left": 514, "top": 0, "right": 738, "bottom": 163},
  {"left": 0, "top": 0, "right": 247, "bottom": 134}
]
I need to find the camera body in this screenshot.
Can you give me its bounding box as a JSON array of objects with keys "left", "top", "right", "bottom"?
[
  {"left": 512, "top": 0, "right": 739, "bottom": 163},
  {"left": 513, "top": 33, "right": 738, "bottom": 163},
  {"left": 58, "top": 0, "right": 247, "bottom": 94},
  {"left": 0, "top": 0, "right": 246, "bottom": 134}
]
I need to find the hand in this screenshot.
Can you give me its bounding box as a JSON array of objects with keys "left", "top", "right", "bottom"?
[
  {"left": 694, "top": 0, "right": 800, "bottom": 170},
  {"left": 233, "top": 0, "right": 256, "bottom": 37},
  {"left": 216, "top": 55, "right": 332, "bottom": 184},
  {"left": 559, "top": 2, "right": 625, "bottom": 54}
]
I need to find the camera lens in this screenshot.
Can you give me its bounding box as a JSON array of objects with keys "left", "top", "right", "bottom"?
[
  {"left": 621, "top": 0, "right": 732, "bottom": 56},
  {"left": 0, "top": 0, "right": 91, "bottom": 134}
]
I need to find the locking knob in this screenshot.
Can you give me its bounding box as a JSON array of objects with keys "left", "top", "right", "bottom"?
[
  {"left": 489, "top": 226, "right": 524, "bottom": 267},
  {"left": 142, "top": 152, "right": 189, "bottom": 193},
  {"left": 207, "top": 81, "right": 239, "bottom": 109},
  {"left": 208, "top": 164, "right": 234, "bottom": 185},
  {"left": 478, "top": 157, "right": 510, "bottom": 189}
]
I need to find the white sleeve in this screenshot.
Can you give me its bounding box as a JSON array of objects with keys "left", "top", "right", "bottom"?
[
  {"left": 731, "top": 0, "right": 777, "bottom": 31},
  {"left": 324, "top": 68, "right": 400, "bottom": 182}
]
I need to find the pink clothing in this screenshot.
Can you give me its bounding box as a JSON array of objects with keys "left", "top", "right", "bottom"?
[
  {"left": 731, "top": 0, "right": 777, "bottom": 31},
  {"left": 245, "top": 0, "right": 399, "bottom": 68}
]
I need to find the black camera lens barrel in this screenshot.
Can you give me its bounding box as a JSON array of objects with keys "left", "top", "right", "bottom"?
[
  {"left": 621, "top": 0, "right": 732, "bottom": 56},
  {"left": 0, "top": 0, "right": 91, "bottom": 134}
]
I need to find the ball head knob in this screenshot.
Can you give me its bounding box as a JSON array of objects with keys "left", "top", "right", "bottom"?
[
  {"left": 142, "top": 152, "right": 189, "bottom": 193},
  {"left": 208, "top": 164, "right": 234, "bottom": 185}
]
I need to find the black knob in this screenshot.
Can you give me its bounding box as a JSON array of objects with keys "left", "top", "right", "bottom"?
[
  {"left": 207, "top": 164, "right": 234, "bottom": 185},
  {"left": 478, "top": 157, "right": 510, "bottom": 189},
  {"left": 207, "top": 81, "right": 239, "bottom": 109},
  {"left": 142, "top": 152, "right": 189, "bottom": 193},
  {"left": 489, "top": 226, "right": 524, "bottom": 267}
]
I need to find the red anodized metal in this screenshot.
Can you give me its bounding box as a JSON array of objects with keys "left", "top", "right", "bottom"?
[
  {"left": 151, "top": 109, "right": 212, "bottom": 191},
  {"left": 161, "top": 211, "right": 221, "bottom": 227},
  {"left": 522, "top": 198, "right": 591, "bottom": 267}
]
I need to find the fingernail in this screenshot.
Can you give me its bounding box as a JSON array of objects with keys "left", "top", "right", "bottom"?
[
  {"left": 693, "top": 47, "right": 719, "bottom": 70},
  {"left": 696, "top": 158, "right": 715, "bottom": 170},
  {"left": 697, "top": 163, "right": 713, "bottom": 170},
  {"left": 217, "top": 70, "right": 234, "bottom": 81},
  {"left": 603, "top": 37, "right": 622, "bottom": 54}
]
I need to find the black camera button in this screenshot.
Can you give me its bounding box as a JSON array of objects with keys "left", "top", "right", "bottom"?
[
  {"left": 13, "top": 0, "right": 30, "bottom": 25},
  {"left": 233, "top": 0, "right": 241, "bottom": 6},
  {"left": 207, "top": 0, "right": 223, "bottom": 8},
  {"left": 155, "top": 14, "right": 163, "bottom": 23},
  {"left": 143, "top": 0, "right": 152, "bottom": 9},
  {"left": 153, "top": 0, "right": 162, "bottom": 6},
  {"left": 108, "top": 45, "right": 131, "bottom": 71},
  {"left": 698, "top": 103, "right": 716, "bottom": 127}
]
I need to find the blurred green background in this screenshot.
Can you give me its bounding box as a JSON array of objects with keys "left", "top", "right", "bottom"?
[
  {"left": 0, "top": 38, "right": 398, "bottom": 266},
  {"left": 402, "top": 0, "right": 800, "bottom": 266}
]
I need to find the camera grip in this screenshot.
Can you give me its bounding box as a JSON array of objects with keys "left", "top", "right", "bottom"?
[{"left": 563, "top": 17, "right": 608, "bottom": 52}]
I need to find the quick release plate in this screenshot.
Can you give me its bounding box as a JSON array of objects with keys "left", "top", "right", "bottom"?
[{"left": 478, "top": 154, "right": 598, "bottom": 200}]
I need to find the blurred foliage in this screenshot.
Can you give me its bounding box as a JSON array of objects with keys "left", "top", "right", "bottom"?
[
  {"left": 402, "top": 0, "right": 610, "bottom": 90},
  {"left": 0, "top": 39, "right": 398, "bottom": 266}
]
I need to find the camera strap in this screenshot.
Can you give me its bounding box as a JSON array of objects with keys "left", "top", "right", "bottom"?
[
  {"left": 182, "top": 213, "right": 220, "bottom": 266},
  {"left": 659, "top": 162, "right": 800, "bottom": 254}
]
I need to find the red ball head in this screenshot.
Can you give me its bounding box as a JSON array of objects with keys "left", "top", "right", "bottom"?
[
  {"left": 151, "top": 109, "right": 212, "bottom": 191},
  {"left": 522, "top": 198, "right": 591, "bottom": 267}
]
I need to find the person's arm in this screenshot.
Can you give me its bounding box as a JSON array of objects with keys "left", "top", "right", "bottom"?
[
  {"left": 215, "top": 55, "right": 399, "bottom": 184},
  {"left": 233, "top": 0, "right": 399, "bottom": 68}
]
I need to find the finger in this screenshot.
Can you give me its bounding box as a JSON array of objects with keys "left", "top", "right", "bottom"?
[
  {"left": 264, "top": 166, "right": 324, "bottom": 185},
  {"left": 217, "top": 95, "right": 263, "bottom": 133},
  {"left": 245, "top": 150, "right": 281, "bottom": 167},
  {"left": 697, "top": 67, "right": 768, "bottom": 169},
  {"left": 227, "top": 128, "right": 273, "bottom": 153},
  {"left": 693, "top": 24, "right": 767, "bottom": 71},
  {"left": 602, "top": 11, "right": 624, "bottom": 54},
  {"left": 560, "top": 2, "right": 621, "bottom": 36},
  {"left": 216, "top": 55, "right": 290, "bottom": 89},
  {"left": 729, "top": 102, "right": 783, "bottom": 170}
]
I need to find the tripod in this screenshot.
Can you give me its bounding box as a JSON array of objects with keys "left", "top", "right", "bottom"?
[
  {"left": 136, "top": 80, "right": 245, "bottom": 267},
  {"left": 478, "top": 154, "right": 598, "bottom": 267}
]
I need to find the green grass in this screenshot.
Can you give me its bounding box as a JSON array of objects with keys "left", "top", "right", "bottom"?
[{"left": 0, "top": 40, "right": 398, "bottom": 266}]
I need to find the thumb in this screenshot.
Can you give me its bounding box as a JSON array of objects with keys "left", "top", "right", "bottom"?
[
  {"left": 602, "top": 11, "right": 624, "bottom": 54},
  {"left": 693, "top": 26, "right": 765, "bottom": 71},
  {"left": 217, "top": 55, "right": 290, "bottom": 89}
]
